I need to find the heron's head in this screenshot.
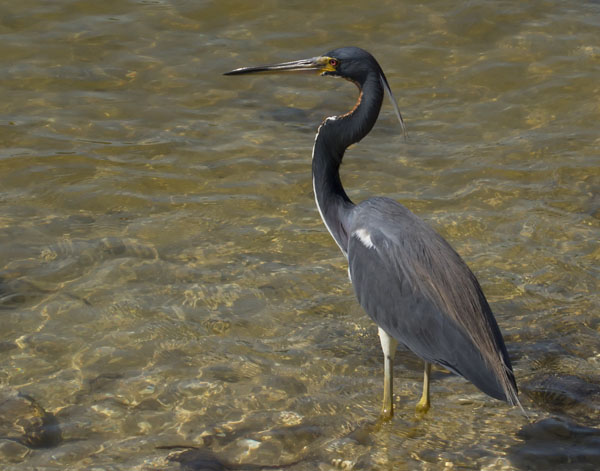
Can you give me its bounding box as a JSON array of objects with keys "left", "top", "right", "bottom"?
[
  {"left": 319, "top": 47, "right": 384, "bottom": 84},
  {"left": 224, "top": 46, "right": 406, "bottom": 136}
]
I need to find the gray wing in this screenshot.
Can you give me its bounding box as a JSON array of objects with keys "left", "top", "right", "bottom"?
[{"left": 347, "top": 197, "right": 517, "bottom": 403}]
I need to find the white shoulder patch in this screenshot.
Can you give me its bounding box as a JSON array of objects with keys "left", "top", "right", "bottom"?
[{"left": 353, "top": 228, "right": 375, "bottom": 249}]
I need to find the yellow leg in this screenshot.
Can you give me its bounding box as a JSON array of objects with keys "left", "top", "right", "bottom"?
[
  {"left": 378, "top": 328, "right": 398, "bottom": 420},
  {"left": 415, "top": 361, "right": 431, "bottom": 415},
  {"left": 381, "top": 351, "right": 394, "bottom": 420}
]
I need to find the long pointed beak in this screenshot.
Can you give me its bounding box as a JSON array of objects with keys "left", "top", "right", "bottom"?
[{"left": 224, "top": 56, "right": 334, "bottom": 76}]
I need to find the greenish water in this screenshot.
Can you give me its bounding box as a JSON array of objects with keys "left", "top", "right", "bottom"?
[{"left": 1, "top": 0, "right": 599, "bottom": 469}]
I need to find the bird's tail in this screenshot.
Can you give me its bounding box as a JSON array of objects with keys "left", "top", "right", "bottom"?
[{"left": 501, "top": 361, "right": 528, "bottom": 418}]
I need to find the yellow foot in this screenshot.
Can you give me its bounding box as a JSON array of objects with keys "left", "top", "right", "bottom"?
[
  {"left": 415, "top": 399, "right": 430, "bottom": 416},
  {"left": 379, "top": 405, "right": 394, "bottom": 422}
]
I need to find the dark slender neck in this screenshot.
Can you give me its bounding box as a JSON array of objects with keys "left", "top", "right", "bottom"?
[{"left": 312, "top": 73, "right": 384, "bottom": 255}]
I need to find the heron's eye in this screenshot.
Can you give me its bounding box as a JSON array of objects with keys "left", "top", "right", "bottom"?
[{"left": 329, "top": 59, "right": 338, "bottom": 67}]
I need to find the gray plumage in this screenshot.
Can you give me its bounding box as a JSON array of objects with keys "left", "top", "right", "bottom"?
[{"left": 347, "top": 197, "right": 518, "bottom": 404}]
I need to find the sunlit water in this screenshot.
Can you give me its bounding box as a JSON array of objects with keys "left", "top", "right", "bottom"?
[{"left": 0, "top": 1, "right": 599, "bottom": 469}]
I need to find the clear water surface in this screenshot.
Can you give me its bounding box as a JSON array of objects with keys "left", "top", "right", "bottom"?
[{"left": 0, "top": 1, "right": 599, "bottom": 469}]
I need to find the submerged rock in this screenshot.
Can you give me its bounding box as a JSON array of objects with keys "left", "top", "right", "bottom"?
[
  {"left": 165, "top": 445, "right": 306, "bottom": 470},
  {"left": 0, "top": 275, "right": 49, "bottom": 310},
  {"left": 167, "top": 448, "right": 228, "bottom": 471},
  {"left": 0, "top": 392, "right": 62, "bottom": 449},
  {"left": 510, "top": 417, "right": 600, "bottom": 470},
  {"left": 521, "top": 373, "right": 600, "bottom": 424}
]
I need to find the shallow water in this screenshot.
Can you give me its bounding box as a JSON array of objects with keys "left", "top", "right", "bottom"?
[{"left": 0, "top": 0, "right": 599, "bottom": 469}]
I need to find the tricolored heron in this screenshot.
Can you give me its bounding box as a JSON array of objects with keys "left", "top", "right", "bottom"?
[{"left": 225, "top": 47, "right": 519, "bottom": 419}]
